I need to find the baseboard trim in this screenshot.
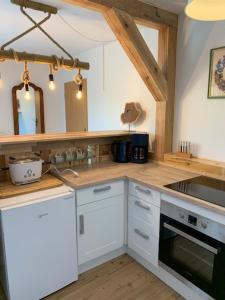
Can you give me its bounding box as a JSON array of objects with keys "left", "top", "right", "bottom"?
[{"left": 78, "top": 247, "right": 126, "bottom": 274}]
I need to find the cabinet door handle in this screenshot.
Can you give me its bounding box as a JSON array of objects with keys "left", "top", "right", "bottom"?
[
  {"left": 93, "top": 186, "right": 111, "bottom": 193},
  {"left": 134, "top": 228, "right": 149, "bottom": 240},
  {"left": 135, "top": 186, "right": 151, "bottom": 195},
  {"left": 79, "top": 215, "right": 84, "bottom": 235},
  {"left": 135, "top": 200, "right": 151, "bottom": 211}
]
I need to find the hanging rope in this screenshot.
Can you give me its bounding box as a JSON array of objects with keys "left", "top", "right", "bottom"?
[
  {"left": 1, "top": 13, "right": 51, "bottom": 51},
  {"left": 58, "top": 13, "right": 116, "bottom": 44},
  {"left": 21, "top": 61, "right": 31, "bottom": 84},
  {"left": 0, "top": 3, "right": 90, "bottom": 71},
  {"left": 73, "top": 69, "right": 83, "bottom": 85},
  {"left": 21, "top": 7, "right": 74, "bottom": 61}
]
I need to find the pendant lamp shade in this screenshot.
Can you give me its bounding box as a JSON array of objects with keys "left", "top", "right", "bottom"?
[{"left": 185, "top": 0, "right": 225, "bottom": 21}]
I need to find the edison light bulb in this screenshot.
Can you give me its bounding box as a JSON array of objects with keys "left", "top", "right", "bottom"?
[
  {"left": 24, "top": 83, "right": 31, "bottom": 100},
  {"left": 76, "top": 90, "right": 82, "bottom": 99},
  {"left": 49, "top": 80, "right": 56, "bottom": 91},
  {"left": 76, "top": 84, "right": 83, "bottom": 99},
  {"left": 25, "top": 91, "right": 31, "bottom": 100}
]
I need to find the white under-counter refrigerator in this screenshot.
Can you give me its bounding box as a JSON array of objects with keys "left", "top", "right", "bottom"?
[{"left": 0, "top": 185, "right": 78, "bottom": 300}]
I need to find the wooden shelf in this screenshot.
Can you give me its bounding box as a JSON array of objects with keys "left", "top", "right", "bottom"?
[{"left": 0, "top": 131, "right": 132, "bottom": 147}]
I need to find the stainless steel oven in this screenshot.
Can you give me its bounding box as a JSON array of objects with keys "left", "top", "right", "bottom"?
[{"left": 159, "top": 201, "right": 225, "bottom": 300}]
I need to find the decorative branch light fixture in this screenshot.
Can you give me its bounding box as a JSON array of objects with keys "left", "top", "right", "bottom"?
[
  {"left": 185, "top": 0, "right": 225, "bottom": 21},
  {"left": 0, "top": 0, "right": 89, "bottom": 92}
]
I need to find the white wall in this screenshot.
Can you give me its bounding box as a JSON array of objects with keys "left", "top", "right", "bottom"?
[
  {"left": 174, "top": 14, "right": 225, "bottom": 162},
  {"left": 0, "top": 62, "right": 66, "bottom": 135},
  {"left": 62, "top": 28, "right": 158, "bottom": 139}
]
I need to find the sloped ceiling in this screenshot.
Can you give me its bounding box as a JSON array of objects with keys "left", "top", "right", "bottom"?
[
  {"left": 0, "top": 0, "right": 186, "bottom": 57},
  {"left": 0, "top": 0, "right": 115, "bottom": 57}
]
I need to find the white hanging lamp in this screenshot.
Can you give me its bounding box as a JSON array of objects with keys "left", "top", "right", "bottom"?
[{"left": 185, "top": 0, "right": 225, "bottom": 21}]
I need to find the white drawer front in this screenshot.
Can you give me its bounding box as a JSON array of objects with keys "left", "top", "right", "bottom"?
[
  {"left": 128, "top": 220, "right": 159, "bottom": 266},
  {"left": 128, "top": 195, "right": 160, "bottom": 237},
  {"left": 128, "top": 181, "right": 160, "bottom": 207},
  {"left": 77, "top": 181, "right": 124, "bottom": 206}
]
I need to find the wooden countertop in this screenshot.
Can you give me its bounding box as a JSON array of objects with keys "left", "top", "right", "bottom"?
[
  {"left": 0, "top": 131, "right": 132, "bottom": 147},
  {"left": 0, "top": 174, "right": 63, "bottom": 199},
  {"left": 2, "top": 161, "right": 225, "bottom": 216},
  {"left": 61, "top": 162, "right": 225, "bottom": 216},
  {"left": 59, "top": 162, "right": 196, "bottom": 189}
]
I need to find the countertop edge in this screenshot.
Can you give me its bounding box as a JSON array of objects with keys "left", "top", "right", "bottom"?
[{"left": 60, "top": 171, "right": 225, "bottom": 217}]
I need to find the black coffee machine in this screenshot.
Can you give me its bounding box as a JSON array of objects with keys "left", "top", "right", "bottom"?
[
  {"left": 131, "top": 133, "right": 149, "bottom": 164},
  {"left": 111, "top": 140, "right": 131, "bottom": 163}
]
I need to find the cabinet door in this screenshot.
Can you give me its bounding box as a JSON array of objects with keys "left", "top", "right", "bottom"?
[
  {"left": 77, "top": 195, "right": 124, "bottom": 265},
  {"left": 1, "top": 194, "right": 77, "bottom": 300}
]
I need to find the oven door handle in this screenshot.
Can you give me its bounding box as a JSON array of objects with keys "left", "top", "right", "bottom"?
[{"left": 163, "top": 223, "right": 221, "bottom": 255}]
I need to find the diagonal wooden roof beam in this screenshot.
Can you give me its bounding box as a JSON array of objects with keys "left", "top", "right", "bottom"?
[
  {"left": 66, "top": 0, "right": 178, "bottom": 28},
  {"left": 105, "top": 8, "right": 168, "bottom": 102}
]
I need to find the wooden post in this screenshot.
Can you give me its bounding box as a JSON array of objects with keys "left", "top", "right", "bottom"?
[{"left": 155, "top": 26, "right": 177, "bottom": 160}]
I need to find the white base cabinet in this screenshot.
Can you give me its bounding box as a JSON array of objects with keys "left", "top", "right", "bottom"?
[
  {"left": 0, "top": 188, "right": 78, "bottom": 300},
  {"left": 77, "top": 195, "right": 125, "bottom": 265}
]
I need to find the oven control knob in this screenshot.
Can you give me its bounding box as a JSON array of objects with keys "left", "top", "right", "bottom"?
[{"left": 201, "top": 221, "right": 208, "bottom": 229}]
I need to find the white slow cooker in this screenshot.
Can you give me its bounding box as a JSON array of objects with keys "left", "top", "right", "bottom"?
[{"left": 9, "top": 157, "right": 43, "bottom": 185}]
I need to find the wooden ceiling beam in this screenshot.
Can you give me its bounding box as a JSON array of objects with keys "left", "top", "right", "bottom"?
[
  {"left": 65, "top": 0, "right": 178, "bottom": 28},
  {"left": 104, "top": 8, "right": 168, "bottom": 102}
]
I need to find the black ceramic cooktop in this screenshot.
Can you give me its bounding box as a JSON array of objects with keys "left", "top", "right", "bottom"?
[{"left": 165, "top": 176, "right": 225, "bottom": 208}]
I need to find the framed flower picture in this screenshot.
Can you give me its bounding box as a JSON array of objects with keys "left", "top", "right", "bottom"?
[{"left": 208, "top": 46, "right": 225, "bottom": 99}]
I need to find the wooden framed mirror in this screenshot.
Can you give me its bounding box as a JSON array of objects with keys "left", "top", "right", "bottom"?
[{"left": 12, "top": 82, "right": 45, "bottom": 135}]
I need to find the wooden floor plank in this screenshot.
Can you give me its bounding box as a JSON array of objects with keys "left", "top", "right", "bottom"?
[{"left": 0, "top": 255, "right": 184, "bottom": 300}]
